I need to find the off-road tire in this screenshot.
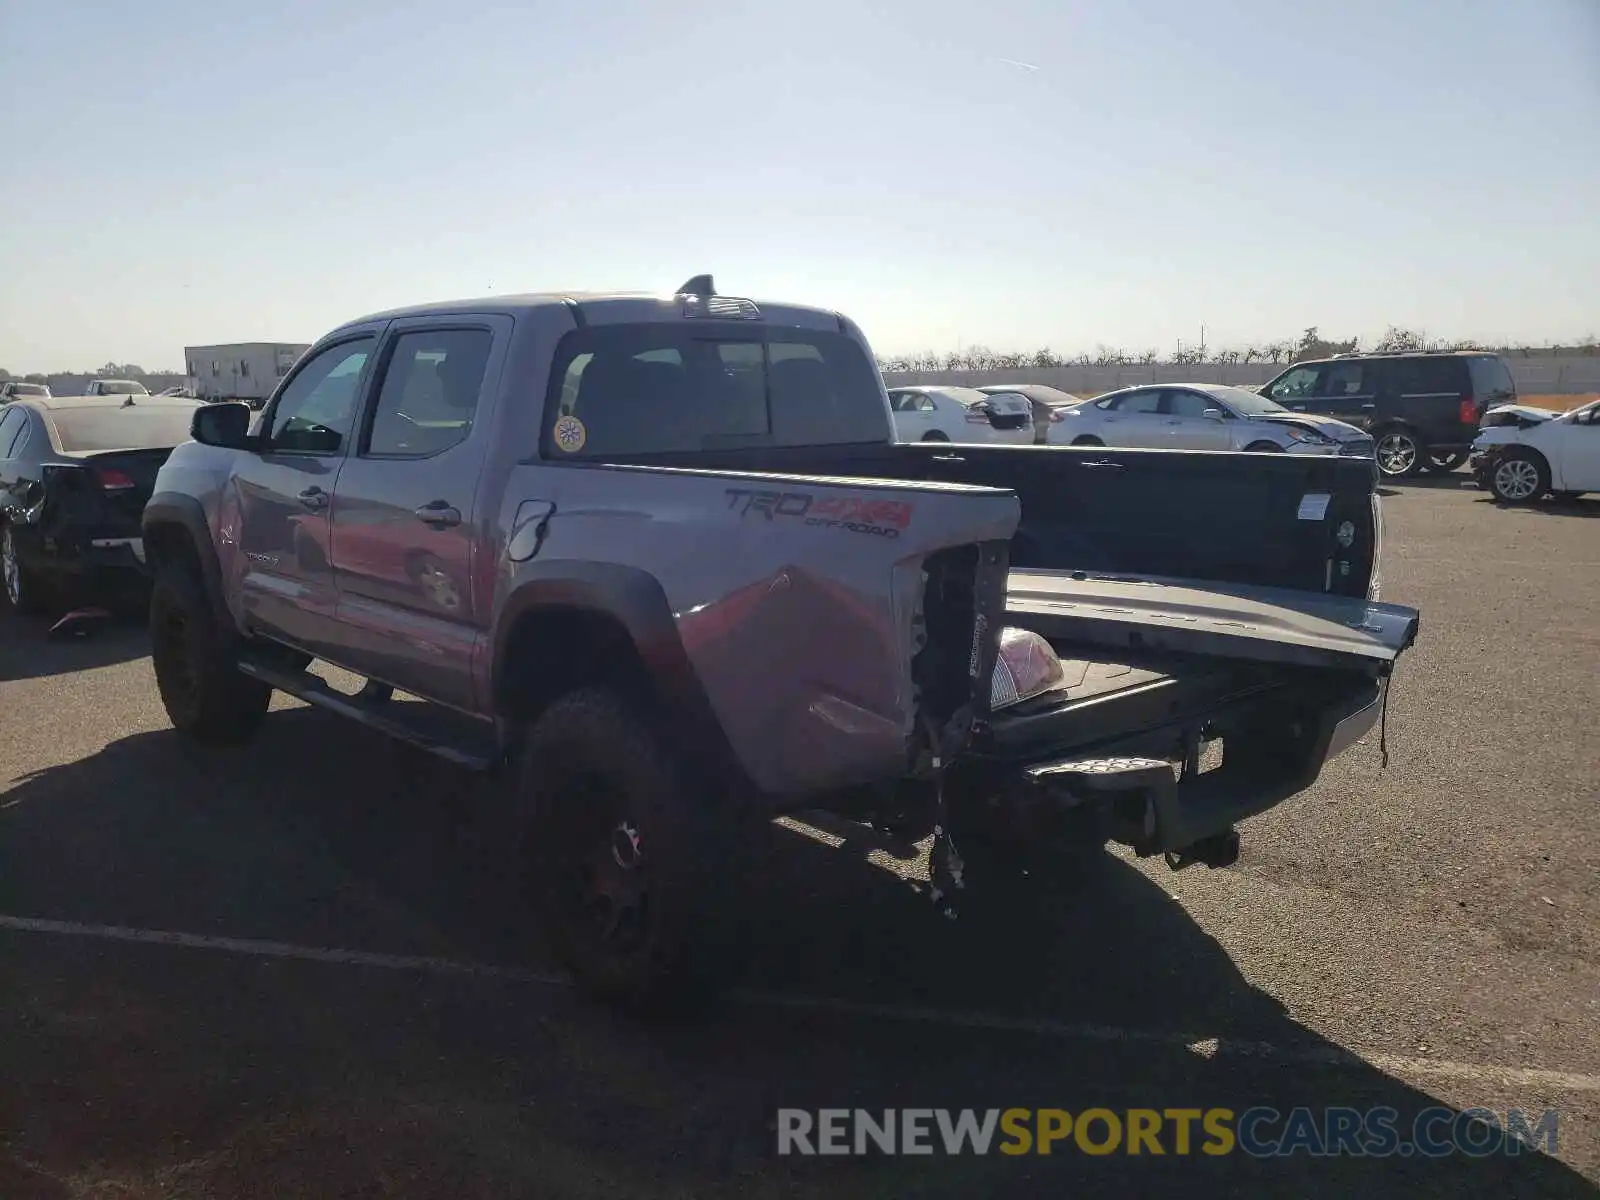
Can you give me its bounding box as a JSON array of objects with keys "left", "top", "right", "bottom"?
[
  {"left": 149, "top": 563, "right": 271, "bottom": 745},
  {"left": 517, "top": 687, "right": 741, "bottom": 1013}
]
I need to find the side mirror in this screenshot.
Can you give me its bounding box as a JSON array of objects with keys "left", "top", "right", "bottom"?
[
  {"left": 1203, "top": 408, "right": 1225, "bottom": 421},
  {"left": 191, "top": 401, "right": 253, "bottom": 449}
]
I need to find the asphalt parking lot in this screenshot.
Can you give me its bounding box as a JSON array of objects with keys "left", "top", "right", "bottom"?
[{"left": 2, "top": 479, "right": 1597, "bottom": 1198}]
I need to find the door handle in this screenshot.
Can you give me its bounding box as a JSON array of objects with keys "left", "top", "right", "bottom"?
[
  {"left": 297, "top": 487, "right": 328, "bottom": 510},
  {"left": 414, "top": 500, "right": 462, "bottom": 527}
]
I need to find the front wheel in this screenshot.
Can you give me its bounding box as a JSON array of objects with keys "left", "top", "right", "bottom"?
[
  {"left": 1374, "top": 429, "right": 1423, "bottom": 477},
  {"left": 1243, "top": 440, "right": 1284, "bottom": 453},
  {"left": 921, "top": 430, "right": 950, "bottom": 443},
  {"left": 518, "top": 687, "right": 741, "bottom": 1012},
  {"left": 1071, "top": 435, "right": 1104, "bottom": 447},
  {"left": 1489, "top": 448, "right": 1549, "bottom": 505},
  {"left": 149, "top": 564, "right": 272, "bottom": 745}
]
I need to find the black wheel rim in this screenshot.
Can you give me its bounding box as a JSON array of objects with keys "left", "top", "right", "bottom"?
[{"left": 552, "top": 773, "right": 650, "bottom": 956}]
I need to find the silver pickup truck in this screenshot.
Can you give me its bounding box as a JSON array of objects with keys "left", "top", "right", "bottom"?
[{"left": 141, "top": 276, "right": 1418, "bottom": 1010}]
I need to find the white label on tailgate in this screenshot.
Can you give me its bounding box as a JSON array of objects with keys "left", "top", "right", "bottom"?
[{"left": 1298, "top": 493, "right": 1331, "bottom": 521}]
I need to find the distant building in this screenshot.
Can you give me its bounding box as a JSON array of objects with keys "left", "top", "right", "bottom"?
[{"left": 185, "top": 342, "right": 312, "bottom": 402}]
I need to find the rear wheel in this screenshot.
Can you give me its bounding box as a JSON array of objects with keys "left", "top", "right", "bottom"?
[
  {"left": 1071, "top": 435, "right": 1104, "bottom": 447},
  {"left": 518, "top": 687, "right": 741, "bottom": 1012},
  {"left": 1374, "top": 428, "right": 1423, "bottom": 477},
  {"left": 1489, "top": 448, "right": 1549, "bottom": 505},
  {"left": 1, "top": 523, "right": 52, "bottom": 615},
  {"left": 149, "top": 563, "right": 272, "bottom": 745},
  {"left": 1424, "top": 449, "right": 1469, "bottom": 474},
  {"left": 921, "top": 430, "right": 950, "bottom": 442}
]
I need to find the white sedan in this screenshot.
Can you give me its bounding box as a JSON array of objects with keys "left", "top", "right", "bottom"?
[
  {"left": 1470, "top": 397, "right": 1600, "bottom": 503},
  {"left": 886, "top": 385, "right": 1035, "bottom": 445},
  {"left": 1050, "top": 383, "right": 1373, "bottom": 455}
]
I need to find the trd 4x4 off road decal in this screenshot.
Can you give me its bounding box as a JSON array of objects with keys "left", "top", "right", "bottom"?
[{"left": 723, "top": 488, "right": 914, "bottom": 539}]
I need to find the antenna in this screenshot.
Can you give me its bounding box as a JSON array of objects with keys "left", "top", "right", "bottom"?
[{"left": 676, "top": 274, "right": 715, "bottom": 297}]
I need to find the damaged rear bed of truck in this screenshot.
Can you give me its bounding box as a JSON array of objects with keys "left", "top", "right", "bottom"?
[{"left": 947, "top": 568, "right": 1418, "bottom": 870}]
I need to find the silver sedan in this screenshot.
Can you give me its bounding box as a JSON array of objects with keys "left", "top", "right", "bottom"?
[{"left": 1050, "top": 383, "right": 1374, "bottom": 456}]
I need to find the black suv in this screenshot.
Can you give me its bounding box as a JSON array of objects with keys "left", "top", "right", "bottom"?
[{"left": 1259, "top": 352, "right": 1516, "bottom": 477}]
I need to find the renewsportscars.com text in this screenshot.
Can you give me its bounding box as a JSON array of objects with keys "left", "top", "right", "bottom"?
[{"left": 776, "top": 1107, "right": 1559, "bottom": 1158}]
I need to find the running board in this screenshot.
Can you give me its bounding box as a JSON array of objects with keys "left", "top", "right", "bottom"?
[{"left": 237, "top": 659, "right": 500, "bottom": 773}]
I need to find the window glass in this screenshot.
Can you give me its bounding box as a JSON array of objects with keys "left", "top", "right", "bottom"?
[
  {"left": 1318, "top": 361, "right": 1369, "bottom": 396},
  {"left": 367, "top": 330, "right": 491, "bottom": 456},
  {"left": 546, "top": 325, "right": 886, "bottom": 456},
  {"left": 1265, "top": 366, "right": 1320, "bottom": 400},
  {"left": 269, "top": 338, "right": 373, "bottom": 454},
  {"left": 1390, "top": 357, "right": 1463, "bottom": 394},
  {"left": 1467, "top": 355, "right": 1515, "bottom": 400},
  {"left": 1166, "top": 391, "right": 1219, "bottom": 418},
  {"left": 1109, "top": 390, "right": 1163, "bottom": 414}
]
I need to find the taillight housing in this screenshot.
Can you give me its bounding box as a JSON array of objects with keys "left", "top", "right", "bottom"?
[
  {"left": 94, "top": 468, "right": 137, "bottom": 491},
  {"left": 964, "top": 408, "right": 993, "bottom": 424},
  {"left": 1459, "top": 396, "right": 1477, "bottom": 424}
]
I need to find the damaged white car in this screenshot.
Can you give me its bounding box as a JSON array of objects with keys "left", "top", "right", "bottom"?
[{"left": 1470, "top": 398, "right": 1600, "bottom": 503}]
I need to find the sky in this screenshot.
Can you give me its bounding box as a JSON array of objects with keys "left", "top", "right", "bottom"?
[{"left": 1, "top": 0, "right": 1597, "bottom": 371}]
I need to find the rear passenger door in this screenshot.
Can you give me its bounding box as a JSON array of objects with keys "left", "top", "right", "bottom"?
[
  {"left": 325, "top": 316, "right": 509, "bottom": 710},
  {"left": 1096, "top": 388, "right": 1168, "bottom": 447}
]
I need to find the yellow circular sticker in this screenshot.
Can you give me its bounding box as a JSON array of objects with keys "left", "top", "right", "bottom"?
[{"left": 552, "top": 414, "right": 587, "bottom": 453}]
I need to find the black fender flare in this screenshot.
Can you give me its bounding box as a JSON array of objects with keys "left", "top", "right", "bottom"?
[
  {"left": 492, "top": 561, "right": 752, "bottom": 794},
  {"left": 142, "top": 492, "right": 230, "bottom": 624}
]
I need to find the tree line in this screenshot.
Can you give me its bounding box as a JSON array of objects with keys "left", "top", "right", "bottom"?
[{"left": 877, "top": 327, "right": 1600, "bottom": 375}]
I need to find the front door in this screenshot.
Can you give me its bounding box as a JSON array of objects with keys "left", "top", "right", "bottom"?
[
  {"left": 1161, "top": 389, "right": 1234, "bottom": 450},
  {"left": 325, "top": 319, "right": 505, "bottom": 710},
  {"left": 232, "top": 334, "right": 378, "bottom": 655},
  {"left": 1550, "top": 402, "right": 1600, "bottom": 491},
  {"left": 1307, "top": 359, "right": 1380, "bottom": 430}
]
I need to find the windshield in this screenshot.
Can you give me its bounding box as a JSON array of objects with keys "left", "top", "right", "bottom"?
[
  {"left": 49, "top": 404, "right": 197, "bottom": 451},
  {"left": 1211, "top": 386, "right": 1288, "bottom": 416}
]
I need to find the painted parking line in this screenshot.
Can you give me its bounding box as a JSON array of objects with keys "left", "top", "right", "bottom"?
[{"left": 4, "top": 912, "right": 1597, "bottom": 1094}]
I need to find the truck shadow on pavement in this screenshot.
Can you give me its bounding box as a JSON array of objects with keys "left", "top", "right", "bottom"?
[
  {"left": 2, "top": 706, "right": 1594, "bottom": 1198},
  {"left": 0, "top": 609, "right": 150, "bottom": 683}
]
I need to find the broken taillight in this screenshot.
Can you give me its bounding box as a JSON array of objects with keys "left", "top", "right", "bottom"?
[{"left": 94, "top": 468, "right": 137, "bottom": 490}]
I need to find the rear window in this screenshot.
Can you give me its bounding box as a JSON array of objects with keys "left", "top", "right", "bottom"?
[
  {"left": 7, "top": 383, "right": 48, "bottom": 396},
  {"left": 48, "top": 405, "right": 197, "bottom": 452},
  {"left": 1466, "top": 355, "right": 1515, "bottom": 401},
  {"left": 544, "top": 323, "right": 888, "bottom": 457},
  {"left": 1388, "top": 357, "right": 1466, "bottom": 395}
]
